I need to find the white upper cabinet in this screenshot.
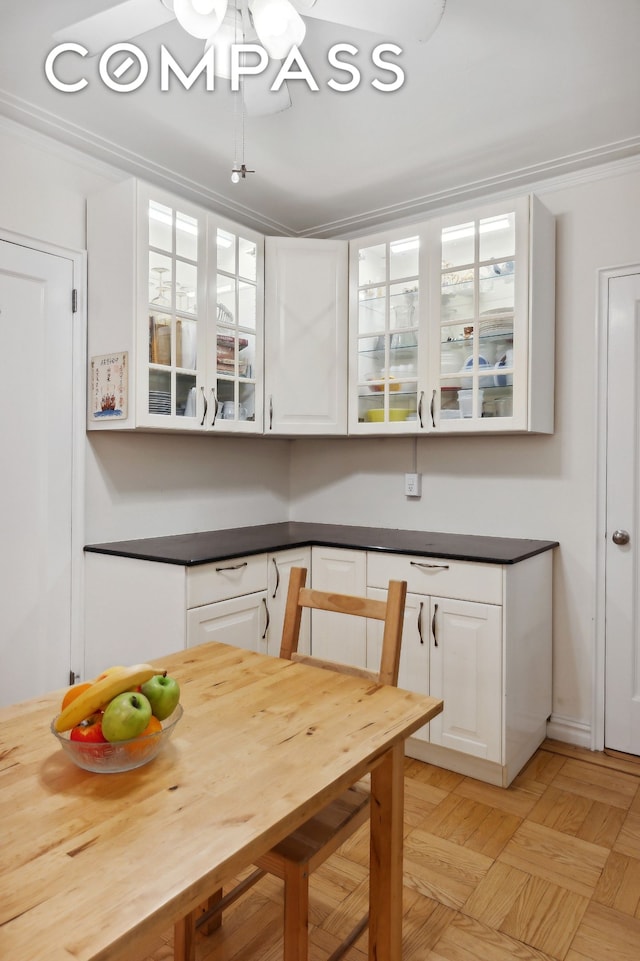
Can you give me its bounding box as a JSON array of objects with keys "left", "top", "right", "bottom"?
[
  {"left": 427, "top": 195, "right": 555, "bottom": 433},
  {"left": 349, "top": 224, "right": 429, "bottom": 434},
  {"left": 264, "top": 237, "right": 348, "bottom": 435},
  {"left": 87, "top": 179, "right": 264, "bottom": 433},
  {"left": 88, "top": 182, "right": 553, "bottom": 438},
  {"left": 348, "top": 195, "right": 555, "bottom": 435}
]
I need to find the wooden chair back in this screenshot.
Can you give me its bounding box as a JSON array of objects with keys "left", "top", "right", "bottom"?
[{"left": 279, "top": 567, "right": 407, "bottom": 687}]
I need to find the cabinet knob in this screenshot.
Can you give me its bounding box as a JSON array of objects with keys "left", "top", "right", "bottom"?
[{"left": 612, "top": 529, "right": 630, "bottom": 545}]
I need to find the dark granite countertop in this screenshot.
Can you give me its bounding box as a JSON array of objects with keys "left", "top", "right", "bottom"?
[{"left": 84, "top": 522, "right": 558, "bottom": 567}]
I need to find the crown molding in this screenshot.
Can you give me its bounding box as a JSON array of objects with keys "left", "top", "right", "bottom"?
[
  {"left": 0, "top": 93, "right": 292, "bottom": 236},
  {"left": 2, "top": 90, "right": 640, "bottom": 239},
  {"left": 303, "top": 138, "right": 640, "bottom": 238}
]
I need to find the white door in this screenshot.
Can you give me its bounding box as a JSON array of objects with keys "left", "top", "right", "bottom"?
[
  {"left": 604, "top": 271, "right": 640, "bottom": 753},
  {"left": 0, "top": 240, "right": 75, "bottom": 706}
]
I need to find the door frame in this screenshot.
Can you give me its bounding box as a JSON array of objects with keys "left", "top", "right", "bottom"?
[
  {"left": 593, "top": 263, "right": 640, "bottom": 751},
  {"left": 0, "top": 227, "right": 87, "bottom": 682}
]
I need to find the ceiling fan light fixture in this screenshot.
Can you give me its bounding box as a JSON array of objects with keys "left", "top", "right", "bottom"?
[
  {"left": 174, "top": 0, "right": 228, "bottom": 40},
  {"left": 205, "top": 6, "right": 243, "bottom": 78},
  {"left": 250, "top": 0, "right": 306, "bottom": 59}
]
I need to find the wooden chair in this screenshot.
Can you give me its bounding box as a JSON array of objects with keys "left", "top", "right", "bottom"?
[{"left": 174, "top": 567, "right": 407, "bottom": 961}]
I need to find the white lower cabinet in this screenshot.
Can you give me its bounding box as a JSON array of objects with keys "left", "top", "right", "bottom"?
[
  {"left": 309, "top": 546, "right": 367, "bottom": 667},
  {"left": 84, "top": 541, "right": 551, "bottom": 787},
  {"left": 367, "top": 590, "right": 501, "bottom": 759},
  {"left": 186, "top": 592, "right": 269, "bottom": 652},
  {"left": 428, "top": 597, "right": 502, "bottom": 760},
  {"left": 185, "top": 554, "right": 269, "bottom": 652},
  {"left": 84, "top": 553, "right": 188, "bottom": 679},
  {"left": 366, "top": 549, "right": 551, "bottom": 787},
  {"left": 84, "top": 549, "right": 303, "bottom": 673},
  {"left": 267, "top": 547, "right": 311, "bottom": 655},
  {"left": 367, "top": 589, "right": 430, "bottom": 741}
]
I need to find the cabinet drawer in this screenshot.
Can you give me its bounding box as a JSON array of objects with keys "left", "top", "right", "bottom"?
[
  {"left": 186, "top": 554, "right": 268, "bottom": 608},
  {"left": 367, "top": 552, "right": 502, "bottom": 605}
]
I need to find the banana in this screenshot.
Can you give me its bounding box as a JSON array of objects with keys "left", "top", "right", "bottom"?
[{"left": 54, "top": 663, "right": 157, "bottom": 732}]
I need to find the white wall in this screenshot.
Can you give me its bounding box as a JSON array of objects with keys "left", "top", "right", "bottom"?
[
  {"left": 0, "top": 119, "right": 292, "bottom": 546},
  {"left": 0, "top": 119, "right": 117, "bottom": 251},
  {"left": 289, "top": 165, "right": 640, "bottom": 742},
  {"left": 85, "top": 432, "right": 291, "bottom": 542}
]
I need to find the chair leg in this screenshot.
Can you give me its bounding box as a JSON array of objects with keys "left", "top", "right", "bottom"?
[
  {"left": 174, "top": 909, "right": 197, "bottom": 961},
  {"left": 199, "top": 888, "right": 223, "bottom": 935},
  {"left": 282, "top": 861, "right": 309, "bottom": 961}
]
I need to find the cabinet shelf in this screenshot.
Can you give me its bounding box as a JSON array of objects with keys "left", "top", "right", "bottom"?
[{"left": 442, "top": 330, "right": 514, "bottom": 346}]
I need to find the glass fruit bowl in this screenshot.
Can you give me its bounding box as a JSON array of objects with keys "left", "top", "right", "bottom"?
[{"left": 51, "top": 703, "right": 183, "bottom": 773}]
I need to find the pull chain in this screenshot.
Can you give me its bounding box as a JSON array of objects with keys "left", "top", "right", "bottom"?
[{"left": 231, "top": 0, "right": 255, "bottom": 182}]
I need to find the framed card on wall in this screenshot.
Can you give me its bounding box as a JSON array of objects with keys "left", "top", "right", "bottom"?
[{"left": 90, "top": 351, "right": 128, "bottom": 420}]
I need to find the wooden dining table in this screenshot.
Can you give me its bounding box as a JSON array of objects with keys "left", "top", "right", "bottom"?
[{"left": 0, "top": 640, "right": 443, "bottom": 961}]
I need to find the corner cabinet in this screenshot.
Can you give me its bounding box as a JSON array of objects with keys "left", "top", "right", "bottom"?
[
  {"left": 83, "top": 546, "right": 311, "bottom": 677},
  {"left": 348, "top": 194, "right": 555, "bottom": 435},
  {"left": 264, "top": 238, "right": 348, "bottom": 435},
  {"left": 87, "top": 178, "right": 264, "bottom": 433}
]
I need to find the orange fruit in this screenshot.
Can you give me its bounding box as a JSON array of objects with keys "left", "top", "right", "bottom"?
[
  {"left": 123, "top": 714, "right": 163, "bottom": 759},
  {"left": 139, "top": 715, "right": 163, "bottom": 737},
  {"left": 61, "top": 681, "right": 93, "bottom": 711}
]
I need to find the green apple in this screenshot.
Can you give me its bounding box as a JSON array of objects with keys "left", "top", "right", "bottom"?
[
  {"left": 141, "top": 672, "right": 180, "bottom": 721},
  {"left": 102, "top": 691, "right": 152, "bottom": 742}
]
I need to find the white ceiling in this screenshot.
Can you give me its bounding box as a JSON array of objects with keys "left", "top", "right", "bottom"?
[{"left": 1, "top": 0, "right": 639, "bottom": 236}]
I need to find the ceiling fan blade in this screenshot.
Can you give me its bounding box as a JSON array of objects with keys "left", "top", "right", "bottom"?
[
  {"left": 243, "top": 78, "right": 291, "bottom": 116},
  {"left": 53, "top": 0, "right": 176, "bottom": 55},
  {"left": 299, "top": 0, "right": 447, "bottom": 43}
]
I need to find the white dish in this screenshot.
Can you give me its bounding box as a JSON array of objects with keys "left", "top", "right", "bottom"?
[{"left": 459, "top": 355, "right": 494, "bottom": 388}]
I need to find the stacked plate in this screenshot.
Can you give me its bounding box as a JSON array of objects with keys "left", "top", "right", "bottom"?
[
  {"left": 149, "top": 390, "right": 171, "bottom": 414},
  {"left": 479, "top": 307, "right": 513, "bottom": 337}
]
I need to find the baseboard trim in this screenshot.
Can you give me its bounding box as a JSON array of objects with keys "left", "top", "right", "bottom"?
[{"left": 546, "top": 714, "right": 592, "bottom": 749}]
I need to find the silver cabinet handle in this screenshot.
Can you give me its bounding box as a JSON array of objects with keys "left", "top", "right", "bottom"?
[
  {"left": 430, "top": 389, "right": 436, "bottom": 428},
  {"left": 200, "top": 386, "right": 208, "bottom": 426},
  {"left": 271, "top": 557, "right": 280, "bottom": 598},
  {"left": 210, "top": 388, "right": 218, "bottom": 426},
  {"left": 262, "top": 597, "right": 270, "bottom": 639},
  {"left": 410, "top": 561, "right": 450, "bottom": 571},
  {"left": 432, "top": 602, "right": 439, "bottom": 647},
  {"left": 269, "top": 395, "right": 273, "bottom": 430},
  {"left": 612, "top": 529, "right": 630, "bottom": 545},
  {"left": 215, "top": 561, "right": 248, "bottom": 573},
  {"left": 417, "top": 601, "right": 424, "bottom": 645},
  {"left": 417, "top": 390, "right": 424, "bottom": 428}
]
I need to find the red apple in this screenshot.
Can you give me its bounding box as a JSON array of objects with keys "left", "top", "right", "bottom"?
[{"left": 70, "top": 713, "right": 107, "bottom": 743}]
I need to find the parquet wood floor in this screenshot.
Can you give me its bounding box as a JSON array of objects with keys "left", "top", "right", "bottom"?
[{"left": 139, "top": 740, "right": 640, "bottom": 961}]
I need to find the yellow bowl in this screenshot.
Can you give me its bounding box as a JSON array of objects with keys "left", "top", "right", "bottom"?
[{"left": 365, "top": 409, "right": 410, "bottom": 423}]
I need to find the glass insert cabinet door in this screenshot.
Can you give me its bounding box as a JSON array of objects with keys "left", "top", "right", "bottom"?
[
  {"left": 144, "top": 191, "right": 205, "bottom": 427},
  {"left": 140, "top": 188, "right": 263, "bottom": 431},
  {"left": 350, "top": 227, "right": 426, "bottom": 431},
  {"left": 428, "top": 197, "right": 530, "bottom": 429},
  {"left": 213, "top": 226, "right": 261, "bottom": 429}
]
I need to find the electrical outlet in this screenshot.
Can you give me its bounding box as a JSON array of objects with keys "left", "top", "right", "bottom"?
[{"left": 404, "top": 473, "right": 422, "bottom": 498}]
